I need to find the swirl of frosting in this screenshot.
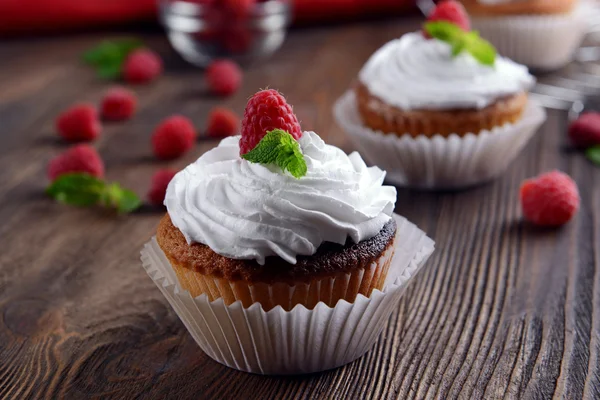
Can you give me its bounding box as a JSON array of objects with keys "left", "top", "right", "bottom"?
[
  {"left": 358, "top": 32, "right": 535, "bottom": 110},
  {"left": 165, "top": 131, "right": 397, "bottom": 265}
]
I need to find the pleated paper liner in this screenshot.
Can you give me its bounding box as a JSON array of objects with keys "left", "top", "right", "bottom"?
[
  {"left": 140, "top": 214, "right": 435, "bottom": 375},
  {"left": 168, "top": 237, "right": 395, "bottom": 311},
  {"left": 334, "top": 90, "right": 546, "bottom": 190},
  {"left": 471, "top": 6, "right": 586, "bottom": 70}
]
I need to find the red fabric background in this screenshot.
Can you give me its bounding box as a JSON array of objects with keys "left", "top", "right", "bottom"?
[{"left": 0, "top": 0, "right": 415, "bottom": 36}]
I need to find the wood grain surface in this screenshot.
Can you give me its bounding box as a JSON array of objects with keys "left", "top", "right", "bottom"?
[{"left": 1, "top": 18, "right": 600, "bottom": 400}]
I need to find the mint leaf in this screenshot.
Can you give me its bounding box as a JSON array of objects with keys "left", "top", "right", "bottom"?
[
  {"left": 82, "top": 39, "right": 142, "bottom": 80},
  {"left": 585, "top": 145, "right": 600, "bottom": 166},
  {"left": 463, "top": 31, "right": 496, "bottom": 66},
  {"left": 424, "top": 21, "right": 464, "bottom": 44},
  {"left": 116, "top": 189, "right": 142, "bottom": 213},
  {"left": 424, "top": 21, "right": 496, "bottom": 66},
  {"left": 242, "top": 129, "right": 308, "bottom": 179},
  {"left": 97, "top": 63, "right": 123, "bottom": 80},
  {"left": 47, "top": 173, "right": 141, "bottom": 213},
  {"left": 47, "top": 174, "right": 105, "bottom": 206},
  {"left": 102, "top": 183, "right": 142, "bottom": 213}
]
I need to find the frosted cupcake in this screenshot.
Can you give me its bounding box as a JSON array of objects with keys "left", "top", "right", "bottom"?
[
  {"left": 334, "top": 3, "right": 546, "bottom": 189},
  {"left": 355, "top": 30, "right": 534, "bottom": 137},
  {"left": 459, "top": 0, "right": 586, "bottom": 69},
  {"left": 141, "top": 89, "right": 435, "bottom": 374}
]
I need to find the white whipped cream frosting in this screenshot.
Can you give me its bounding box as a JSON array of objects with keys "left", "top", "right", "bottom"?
[
  {"left": 165, "top": 132, "right": 397, "bottom": 265},
  {"left": 358, "top": 32, "right": 535, "bottom": 110}
]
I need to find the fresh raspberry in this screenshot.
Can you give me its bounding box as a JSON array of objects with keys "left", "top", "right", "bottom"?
[
  {"left": 205, "top": 59, "right": 242, "bottom": 96},
  {"left": 222, "top": 0, "right": 256, "bottom": 18},
  {"left": 122, "top": 49, "right": 163, "bottom": 84},
  {"left": 206, "top": 107, "right": 240, "bottom": 138},
  {"left": 147, "top": 169, "right": 178, "bottom": 206},
  {"left": 220, "top": 28, "right": 253, "bottom": 54},
  {"left": 47, "top": 144, "right": 104, "bottom": 181},
  {"left": 101, "top": 87, "right": 137, "bottom": 121},
  {"left": 240, "top": 89, "right": 302, "bottom": 155},
  {"left": 424, "top": 0, "right": 470, "bottom": 38},
  {"left": 152, "top": 115, "right": 197, "bottom": 160},
  {"left": 568, "top": 112, "right": 600, "bottom": 148},
  {"left": 56, "top": 103, "right": 101, "bottom": 142},
  {"left": 520, "top": 170, "right": 580, "bottom": 227}
]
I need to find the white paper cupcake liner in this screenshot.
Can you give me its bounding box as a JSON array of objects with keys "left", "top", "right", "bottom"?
[
  {"left": 471, "top": 6, "right": 587, "bottom": 70},
  {"left": 334, "top": 91, "right": 546, "bottom": 190},
  {"left": 140, "top": 214, "right": 435, "bottom": 375}
]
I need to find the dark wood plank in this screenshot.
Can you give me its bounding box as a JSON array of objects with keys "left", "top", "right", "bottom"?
[{"left": 1, "top": 17, "right": 600, "bottom": 400}]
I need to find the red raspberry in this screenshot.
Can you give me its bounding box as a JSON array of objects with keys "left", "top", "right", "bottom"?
[
  {"left": 205, "top": 59, "right": 242, "bottom": 96},
  {"left": 240, "top": 89, "right": 302, "bottom": 155},
  {"left": 56, "top": 103, "right": 101, "bottom": 142},
  {"left": 123, "top": 49, "right": 163, "bottom": 84},
  {"left": 101, "top": 87, "right": 137, "bottom": 121},
  {"left": 152, "top": 115, "right": 197, "bottom": 160},
  {"left": 207, "top": 107, "right": 240, "bottom": 138},
  {"left": 47, "top": 144, "right": 104, "bottom": 181},
  {"left": 520, "top": 170, "right": 580, "bottom": 227},
  {"left": 568, "top": 112, "right": 600, "bottom": 148},
  {"left": 424, "top": 0, "right": 470, "bottom": 38},
  {"left": 222, "top": 0, "right": 256, "bottom": 18},
  {"left": 147, "top": 169, "right": 178, "bottom": 206}
]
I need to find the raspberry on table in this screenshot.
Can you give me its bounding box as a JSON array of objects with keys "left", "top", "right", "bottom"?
[
  {"left": 47, "top": 144, "right": 105, "bottom": 181},
  {"left": 56, "top": 103, "right": 101, "bottom": 142},
  {"left": 520, "top": 170, "right": 580, "bottom": 227},
  {"left": 147, "top": 168, "right": 178, "bottom": 206},
  {"left": 240, "top": 89, "right": 302, "bottom": 155},
  {"left": 152, "top": 115, "right": 197, "bottom": 160},
  {"left": 206, "top": 107, "right": 240, "bottom": 138},
  {"left": 568, "top": 112, "right": 600, "bottom": 148},
  {"left": 424, "top": 0, "right": 471, "bottom": 38},
  {"left": 123, "top": 49, "right": 163, "bottom": 84},
  {"left": 101, "top": 87, "right": 137, "bottom": 121},
  {"left": 205, "top": 59, "right": 242, "bottom": 96}
]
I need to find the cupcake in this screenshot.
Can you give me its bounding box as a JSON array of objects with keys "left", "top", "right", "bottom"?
[
  {"left": 458, "top": 0, "right": 586, "bottom": 70},
  {"left": 141, "top": 89, "right": 435, "bottom": 374},
  {"left": 334, "top": 3, "right": 547, "bottom": 189}
]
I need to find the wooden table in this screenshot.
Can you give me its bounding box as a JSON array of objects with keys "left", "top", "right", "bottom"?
[{"left": 1, "top": 17, "right": 600, "bottom": 400}]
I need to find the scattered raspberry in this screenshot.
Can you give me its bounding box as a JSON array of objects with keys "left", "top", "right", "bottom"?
[
  {"left": 123, "top": 49, "right": 163, "bottom": 84},
  {"left": 520, "top": 170, "right": 580, "bottom": 227},
  {"left": 222, "top": 0, "right": 256, "bottom": 17},
  {"left": 147, "top": 169, "right": 178, "bottom": 206},
  {"left": 47, "top": 144, "right": 105, "bottom": 181},
  {"left": 568, "top": 112, "right": 600, "bottom": 148},
  {"left": 56, "top": 103, "right": 101, "bottom": 142},
  {"left": 152, "top": 115, "right": 197, "bottom": 160},
  {"left": 101, "top": 87, "right": 137, "bottom": 121},
  {"left": 206, "top": 107, "right": 240, "bottom": 138},
  {"left": 424, "top": 0, "right": 470, "bottom": 38},
  {"left": 206, "top": 59, "right": 242, "bottom": 96},
  {"left": 240, "top": 89, "right": 302, "bottom": 155}
]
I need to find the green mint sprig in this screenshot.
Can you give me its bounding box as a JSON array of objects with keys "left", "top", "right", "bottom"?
[
  {"left": 242, "top": 129, "right": 307, "bottom": 179},
  {"left": 82, "top": 39, "right": 142, "bottom": 79},
  {"left": 585, "top": 145, "right": 600, "bottom": 166},
  {"left": 47, "top": 173, "right": 141, "bottom": 213},
  {"left": 424, "top": 21, "right": 496, "bottom": 66}
]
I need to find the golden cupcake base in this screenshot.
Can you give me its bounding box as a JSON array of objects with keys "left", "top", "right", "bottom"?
[{"left": 355, "top": 82, "right": 529, "bottom": 138}]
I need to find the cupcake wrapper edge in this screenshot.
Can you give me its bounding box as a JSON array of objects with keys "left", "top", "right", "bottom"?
[{"left": 140, "top": 214, "right": 435, "bottom": 375}]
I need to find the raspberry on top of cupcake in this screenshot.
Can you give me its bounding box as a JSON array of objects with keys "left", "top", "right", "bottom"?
[
  {"left": 356, "top": 0, "right": 535, "bottom": 137},
  {"left": 158, "top": 89, "right": 398, "bottom": 310}
]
